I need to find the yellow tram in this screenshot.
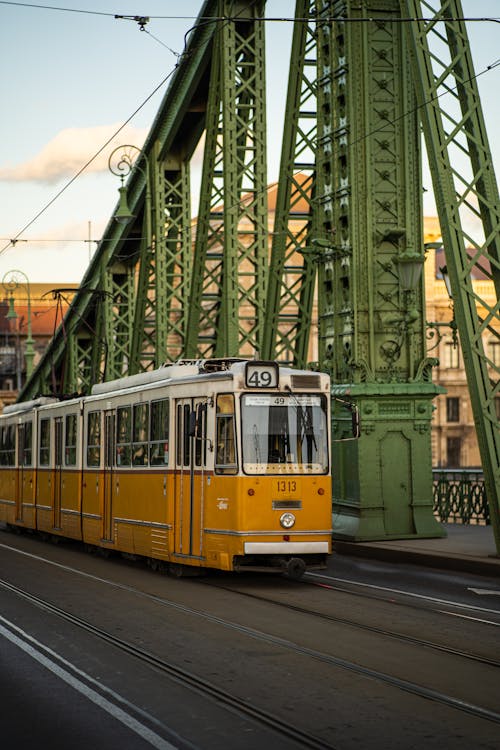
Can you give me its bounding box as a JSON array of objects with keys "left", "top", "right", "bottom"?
[{"left": 0, "top": 359, "right": 333, "bottom": 578}]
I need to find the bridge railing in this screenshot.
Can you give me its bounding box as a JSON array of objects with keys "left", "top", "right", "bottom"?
[{"left": 432, "top": 468, "right": 489, "bottom": 525}]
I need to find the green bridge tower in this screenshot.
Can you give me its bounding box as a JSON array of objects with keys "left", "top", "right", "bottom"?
[{"left": 18, "top": 0, "right": 500, "bottom": 551}]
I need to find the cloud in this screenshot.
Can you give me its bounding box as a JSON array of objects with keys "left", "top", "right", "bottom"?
[{"left": 0, "top": 124, "right": 148, "bottom": 184}]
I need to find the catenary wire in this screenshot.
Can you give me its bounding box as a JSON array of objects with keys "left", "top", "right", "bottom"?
[
  {"left": 0, "top": 1, "right": 499, "bottom": 23},
  {"left": 1, "top": 5, "right": 499, "bottom": 254}
]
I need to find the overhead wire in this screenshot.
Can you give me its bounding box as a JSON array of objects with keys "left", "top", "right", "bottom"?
[
  {"left": 0, "top": 60, "right": 186, "bottom": 256},
  {"left": 1, "top": 3, "right": 499, "bottom": 254},
  {"left": 0, "top": 1, "right": 499, "bottom": 23},
  {"left": 0, "top": 0, "right": 252, "bottom": 256},
  {"left": 3, "top": 53, "right": 499, "bottom": 252}
]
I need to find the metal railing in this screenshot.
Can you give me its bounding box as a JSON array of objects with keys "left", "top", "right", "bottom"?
[{"left": 433, "top": 468, "right": 489, "bottom": 525}]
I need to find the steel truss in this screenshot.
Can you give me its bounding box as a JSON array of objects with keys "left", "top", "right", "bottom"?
[
  {"left": 401, "top": 0, "right": 500, "bottom": 549},
  {"left": 16, "top": 0, "right": 499, "bottom": 549},
  {"left": 261, "top": 0, "right": 318, "bottom": 366},
  {"left": 185, "top": 0, "right": 268, "bottom": 358}
]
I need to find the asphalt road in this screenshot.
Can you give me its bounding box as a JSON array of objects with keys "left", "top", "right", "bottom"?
[{"left": 1, "top": 527, "right": 499, "bottom": 750}]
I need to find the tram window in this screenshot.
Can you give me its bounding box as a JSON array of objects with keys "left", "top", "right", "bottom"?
[
  {"left": 0, "top": 425, "right": 14, "bottom": 466},
  {"left": 132, "top": 403, "right": 149, "bottom": 466},
  {"left": 215, "top": 395, "right": 237, "bottom": 474},
  {"left": 176, "top": 405, "right": 182, "bottom": 465},
  {"left": 39, "top": 419, "right": 51, "bottom": 466},
  {"left": 20, "top": 421, "right": 33, "bottom": 466},
  {"left": 150, "top": 398, "right": 169, "bottom": 466},
  {"left": 86, "top": 411, "right": 101, "bottom": 467},
  {"left": 1, "top": 424, "right": 16, "bottom": 466},
  {"left": 241, "top": 394, "right": 328, "bottom": 474},
  {"left": 7, "top": 424, "right": 16, "bottom": 466},
  {"left": 116, "top": 406, "right": 132, "bottom": 466},
  {"left": 195, "top": 403, "right": 207, "bottom": 467},
  {"left": 183, "top": 404, "right": 191, "bottom": 466},
  {"left": 65, "top": 414, "right": 77, "bottom": 466}
]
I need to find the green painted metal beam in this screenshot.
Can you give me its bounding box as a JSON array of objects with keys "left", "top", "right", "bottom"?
[
  {"left": 401, "top": 0, "right": 500, "bottom": 553},
  {"left": 18, "top": 0, "right": 218, "bottom": 400},
  {"left": 185, "top": 0, "right": 268, "bottom": 358},
  {"left": 261, "top": 0, "right": 318, "bottom": 367},
  {"left": 316, "top": 0, "right": 443, "bottom": 541}
]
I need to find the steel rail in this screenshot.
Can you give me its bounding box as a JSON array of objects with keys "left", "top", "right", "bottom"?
[
  {"left": 0, "top": 577, "right": 336, "bottom": 750},
  {"left": 1, "top": 574, "right": 500, "bottom": 728},
  {"left": 201, "top": 579, "right": 500, "bottom": 669}
]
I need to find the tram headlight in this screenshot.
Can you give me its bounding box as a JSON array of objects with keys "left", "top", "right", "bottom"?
[{"left": 279, "top": 512, "right": 296, "bottom": 529}]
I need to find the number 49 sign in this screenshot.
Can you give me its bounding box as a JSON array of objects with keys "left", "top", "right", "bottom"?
[{"left": 245, "top": 361, "right": 279, "bottom": 388}]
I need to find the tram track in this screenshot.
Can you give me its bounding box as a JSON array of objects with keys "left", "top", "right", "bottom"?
[
  {"left": 200, "top": 579, "right": 500, "bottom": 669},
  {"left": 1, "top": 570, "right": 500, "bottom": 730},
  {"left": 0, "top": 577, "right": 335, "bottom": 750}
]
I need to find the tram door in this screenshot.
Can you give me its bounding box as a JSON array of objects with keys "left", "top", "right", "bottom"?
[
  {"left": 102, "top": 413, "right": 115, "bottom": 542},
  {"left": 15, "top": 424, "right": 25, "bottom": 522},
  {"left": 53, "top": 418, "right": 63, "bottom": 529},
  {"left": 174, "top": 398, "right": 207, "bottom": 558}
]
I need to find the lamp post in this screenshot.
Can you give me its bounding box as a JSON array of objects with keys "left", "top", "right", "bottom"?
[
  {"left": 2, "top": 269, "right": 35, "bottom": 385},
  {"left": 108, "top": 144, "right": 148, "bottom": 225},
  {"left": 107, "top": 144, "right": 153, "bottom": 377},
  {"left": 422, "top": 244, "right": 459, "bottom": 351}
]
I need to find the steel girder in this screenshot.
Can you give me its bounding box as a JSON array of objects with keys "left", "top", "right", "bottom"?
[
  {"left": 185, "top": 0, "right": 268, "bottom": 358},
  {"left": 316, "top": 0, "right": 429, "bottom": 385},
  {"left": 15, "top": 0, "right": 499, "bottom": 549},
  {"left": 312, "top": 0, "right": 444, "bottom": 541},
  {"left": 19, "top": 0, "right": 217, "bottom": 400},
  {"left": 401, "top": 0, "right": 500, "bottom": 550},
  {"left": 129, "top": 147, "right": 192, "bottom": 373},
  {"left": 261, "top": 0, "right": 318, "bottom": 367}
]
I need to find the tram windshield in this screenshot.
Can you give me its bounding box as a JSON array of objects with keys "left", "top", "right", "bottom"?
[{"left": 241, "top": 394, "right": 328, "bottom": 474}]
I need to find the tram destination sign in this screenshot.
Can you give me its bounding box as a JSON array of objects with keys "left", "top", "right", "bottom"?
[
  {"left": 245, "top": 361, "right": 279, "bottom": 388},
  {"left": 244, "top": 395, "right": 322, "bottom": 406}
]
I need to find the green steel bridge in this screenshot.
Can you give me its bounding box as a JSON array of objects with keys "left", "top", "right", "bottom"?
[{"left": 17, "top": 1, "right": 500, "bottom": 552}]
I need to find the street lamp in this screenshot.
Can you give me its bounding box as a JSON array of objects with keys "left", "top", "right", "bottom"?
[
  {"left": 393, "top": 249, "right": 425, "bottom": 327},
  {"left": 108, "top": 144, "right": 147, "bottom": 226},
  {"left": 422, "top": 245, "right": 459, "bottom": 351},
  {"left": 2, "top": 269, "right": 35, "bottom": 383}
]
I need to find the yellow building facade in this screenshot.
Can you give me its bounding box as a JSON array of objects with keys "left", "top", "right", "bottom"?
[{"left": 423, "top": 218, "right": 499, "bottom": 468}]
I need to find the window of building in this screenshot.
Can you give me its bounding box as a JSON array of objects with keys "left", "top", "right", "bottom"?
[
  {"left": 446, "top": 437, "right": 462, "bottom": 467},
  {"left": 446, "top": 397, "right": 460, "bottom": 423},
  {"left": 488, "top": 340, "right": 500, "bottom": 367},
  {"left": 87, "top": 411, "right": 101, "bottom": 467},
  {"left": 39, "top": 419, "right": 50, "bottom": 466},
  {"left": 65, "top": 414, "right": 77, "bottom": 466},
  {"left": 444, "top": 342, "right": 459, "bottom": 368}
]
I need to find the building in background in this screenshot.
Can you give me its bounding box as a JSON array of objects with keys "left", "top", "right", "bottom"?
[
  {"left": 0, "top": 284, "right": 77, "bottom": 410},
  {"left": 423, "top": 217, "right": 499, "bottom": 468},
  {"left": 1, "top": 213, "right": 497, "bottom": 470}
]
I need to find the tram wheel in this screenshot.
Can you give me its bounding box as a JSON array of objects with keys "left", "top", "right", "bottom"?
[{"left": 284, "top": 557, "right": 306, "bottom": 580}]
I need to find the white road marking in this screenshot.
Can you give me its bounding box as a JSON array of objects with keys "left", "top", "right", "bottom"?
[
  {"left": 468, "top": 587, "right": 500, "bottom": 596},
  {"left": 309, "top": 572, "right": 500, "bottom": 616},
  {"left": 0, "top": 615, "right": 178, "bottom": 750},
  {"left": 437, "top": 610, "right": 500, "bottom": 627},
  {"left": 2, "top": 539, "right": 500, "bottom": 620}
]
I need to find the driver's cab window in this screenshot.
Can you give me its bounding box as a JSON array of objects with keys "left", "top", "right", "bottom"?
[{"left": 215, "top": 394, "right": 237, "bottom": 474}]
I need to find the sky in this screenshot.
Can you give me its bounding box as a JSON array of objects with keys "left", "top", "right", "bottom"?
[{"left": 0, "top": 0, "right": 499, "bottom": 283}]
